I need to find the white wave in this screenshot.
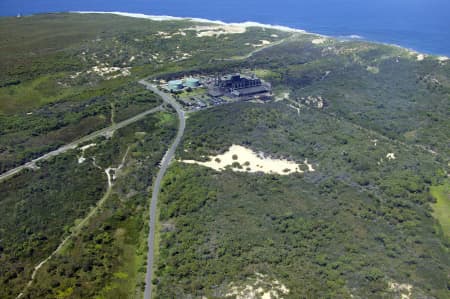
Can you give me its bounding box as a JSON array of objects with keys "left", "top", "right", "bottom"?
[{"left": 72, "top": 11, "right": 307, "bottom": 33}]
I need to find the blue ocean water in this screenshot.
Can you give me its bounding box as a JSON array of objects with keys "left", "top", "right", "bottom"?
[{"left": 0, "top": 0, "right": 449, "bottom": 56}]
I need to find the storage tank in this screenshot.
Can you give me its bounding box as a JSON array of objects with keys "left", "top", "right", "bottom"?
[
  {"left": 168, "top": 80, "right": 184, "bottom": 91},
  {"left": 185, "top": 78, "right": 200, "bottom": 88}
]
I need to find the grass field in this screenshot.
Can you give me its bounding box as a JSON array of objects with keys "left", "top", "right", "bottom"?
[{"left": 431, "top": 181, "right": 450, "bottom": 238}]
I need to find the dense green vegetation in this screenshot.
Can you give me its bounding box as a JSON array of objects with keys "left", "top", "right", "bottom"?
[
  {"left": 0, "top": 111, "right": 177, "bottom": 299},
  {"left": 153, "top": 102, "right": 449, "bottom": 298},
  {"left": 22, "top": 112, "right": 177, "bottom": 299},
  {"left": 0, "top": 82, "right": 161, "bottom": 173},
  {"left": 0, "top": 152, "right": 106, "bottom": 298},
  {"left": 244, "top": 38, "right": 450, "bottom": 157},
  {"left": 0, "top": 12, "right": 449, "bottom": 299}
]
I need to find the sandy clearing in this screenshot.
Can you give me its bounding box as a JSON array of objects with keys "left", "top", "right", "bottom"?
[
  {"left": 275, "top": 92, "right": 290, "bottom": 102},
  {"left": 181, "top": 145, "right": 313, "bottom": 175},
  {"left": 78, "top": 143, "right": 96, "bottom": 164},
  {"left": 252, "top": 40, "right": 272, "bottom": 47},
  {"left": 186, "top": 25, "right": 247, "bottom": 37},
  {"left": 80, "top": 143, "right": 96, "bottom": 151},
  {"left": 417, "top": 54, "right": 425, "bottom": 61},
  {"left": 70, "top": 71, "right": 82, "bottom": 79},
  {"left": 366, "top": 66, "right": 379, "bottom": 74},
  {"left": 386, "top": 153, "right": 396, "bottom": 160},
  {"left": 389, "top": 281, "right": 413, "bottom": 299},
  {"left": 312, "top": 38, "right": 327, "bottom": 44},
  {"left": 90, "top": 65, "right": 131, "bottom": 80},
  {"left": 226, "top": 273, "right": 289, "bottom": 299}
]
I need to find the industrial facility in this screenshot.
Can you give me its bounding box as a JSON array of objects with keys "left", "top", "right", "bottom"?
[
  {"left": 158, "top": 72, "right": 272, "bottom": 111},
  {"left": 167, "top": 77, "right": 200, "bottom": 92},
  {"left": 208, "top": 73, "right": 271, "bottom": 99}
]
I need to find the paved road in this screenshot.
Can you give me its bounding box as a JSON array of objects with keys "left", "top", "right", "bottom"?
[
  {"left": 0, "top": 105, "right": 163, "bottom": 182},
  {"left": 139, "top": 80, "right": 186, "bottom": 299}
]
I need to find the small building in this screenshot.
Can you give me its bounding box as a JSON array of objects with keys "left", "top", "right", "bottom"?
[
  {"left": 208, "top": 88, "right": 224, "bottom": 97},
  {"left": 196, "top": 101, "right": 207, "bottom": 108},
  {"left": 185, "top": 77, "right": 200, "bottom": 88},
  {"left": 168, "top": 80, "right": 184, "bottom": 91},
  {"left": 231, "top": 85, "right": 269, "bottom": 97}
]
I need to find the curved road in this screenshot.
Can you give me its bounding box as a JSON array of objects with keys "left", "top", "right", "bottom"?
[
  {"left": 0, "top": 105, "right": 163, "bottom": 182},
  {"left": 139, "top": 80, "right": 186, "bottom": 299}
]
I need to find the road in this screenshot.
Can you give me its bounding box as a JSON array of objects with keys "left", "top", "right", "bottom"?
[
  {"left": 0, "top": 105, "right": 163, "bottom": 182},
  {"left": 139, "top": 80, "right": 186, "bottom": 299}
]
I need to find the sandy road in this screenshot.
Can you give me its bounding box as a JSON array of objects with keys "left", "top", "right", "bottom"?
[{"left": 16, "top": 148, "right": 130, "bottom": 299}]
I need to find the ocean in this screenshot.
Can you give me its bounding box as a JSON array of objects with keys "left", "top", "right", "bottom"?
[{"left": 0, "top": 0, "right": 449, "bottom": 56}]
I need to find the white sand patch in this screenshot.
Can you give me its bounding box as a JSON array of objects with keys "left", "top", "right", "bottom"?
[
  {"left": 366, "top": 66, "right": 379, "bottom": 74},
  {"left": 312, "top": 38, "right": 327, "bottom": 44},
  {"left": 70, "top": 71, "right": 82, "bottom": 79},
  {"left": 186, "top": 25, "right": 247, "bottom": 37},
  {"left": 416, "top": 54, "right": 425, "bottom": 61},
  {"left": 437, "top": 56, "right": 449, "bottom": 65},
  {"left": 252, "top": 40, "right": 272, "bottom": 47},
  {"left": 389, "top": 281, "right": 413, "bottom": 299},
  {"left": 181, "top": 145, "right": 313, "bottom": 175},
  {"left": 386, "top": 153, "right": 396, "bottom": 160},
  {"left": 271, "top": 34, "right": 279, "bottom": 38},
  {"left": 275, "top": 92, "right": 290, "bottom": 102},
  {"left": 304, "top": 159, "right": 315, "bottom": 171},
  {"left": 78, "top": 143, "right": 96, "bottom": 164},
  {"left": 90, "top": 65, "right": 131, "bottom": 80},
  {"left": 80, "top": 143, "right": 96, "bottom": 151},
  {"left": 226, "top": 273, "right": 289, "bottom": 299},
  {"left": 129, "top": 56, "right": 135, "bottom": 62}
]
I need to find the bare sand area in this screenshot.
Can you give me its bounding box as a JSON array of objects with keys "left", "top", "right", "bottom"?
[
  {"left": 181, "top": 145, "right": 314, "bottom": 175},
  {"left": 186, "top": 25, "right": 247, "bottom": 37},
  {"left": 226, "top": 273, "right": 289, "bottom": 299}
]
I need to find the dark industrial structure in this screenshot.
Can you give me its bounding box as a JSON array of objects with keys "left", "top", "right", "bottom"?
[
  {"left": 219, "top": 74, "right": 262, "bottom": 90},
  {"left": 209, "top": 73, "right": 271, "bottom": 99}
]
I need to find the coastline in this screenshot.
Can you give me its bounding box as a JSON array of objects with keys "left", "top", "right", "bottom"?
[
  {"left": 73, "top": 11, "right": 307, "bottom": 34},
  {"left": 72, "top": 11, "right": 449, "bottom": 60}
]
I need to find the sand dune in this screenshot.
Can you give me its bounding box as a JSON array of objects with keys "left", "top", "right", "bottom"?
[{"left": 181, "top": 145, "right": 314, "bottom": 175}]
